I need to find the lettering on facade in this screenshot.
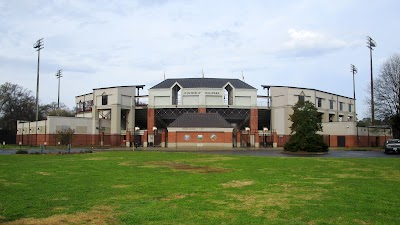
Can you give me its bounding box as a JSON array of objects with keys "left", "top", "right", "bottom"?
[
  {"left": 182, "top": 91, "right": 220, "bottom": 95},
  {"left": 205, "top": 92, "right": 220, "bottom": 95},
  {"left": 183, "top": 91, "right": 201, "bottom": 95}
]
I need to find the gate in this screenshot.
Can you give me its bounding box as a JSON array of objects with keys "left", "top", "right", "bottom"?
[{"left": 337, "top": 136, "right": 346, "bottom": 147}]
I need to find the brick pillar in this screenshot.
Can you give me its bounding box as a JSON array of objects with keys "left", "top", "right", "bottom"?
[
  {"left": 100, "top": 132, "right": 104, "bottom": 146},
  {"left": 126, "top": 131, "right": 131, "bottom": 147},
  {"left": 198, "top": 107, "right": 206, "bottom": 113},
  {"left": 236, "top": 131, "right": 241, "bottom": 147},
  {"left": 143, "top": 130, "right": 148, "bottom": 147},
  {"left": 250, "top": 108, "right": 259, "bottom": 147},
  {"left": 273, "top": 132, "right": 278, "bottom": 148},
  {"left": 161, "top": 130, "right": 166, "bottom": 147},
  {"left": 147, "top": 108, "right": 155, "bottom": 148}
]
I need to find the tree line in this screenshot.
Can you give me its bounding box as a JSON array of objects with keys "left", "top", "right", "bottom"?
[{"left": 0, "top": 82, "right": 75, "bottom": 144}]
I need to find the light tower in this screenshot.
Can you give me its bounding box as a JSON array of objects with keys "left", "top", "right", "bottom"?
[
  {"left": 33, "top": 38, "right": 44, "bottom": 147},
  {"left": 366, "top": 36, "right": 376, "bottom": 124},
  {"left": 55, "top": 69, "right": 63, "bottom": 109}
]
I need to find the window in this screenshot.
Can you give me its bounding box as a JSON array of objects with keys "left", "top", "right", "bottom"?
[
  {"left": 298, "top": 95, "right": 305, "bottom": 102},
  {"left": 102, "top": 95, "right": 108, "bottom": 105},
  {"left": 329, "top": 100, "right": 334, "bottom": 110},
  {"left": 317, "top": 98, "right": 322, "bottom": 107},
  {"left": 348, "top": 104, "right": 352, "bottom": 112},
  {"left": 339, "top": 102, "right": 343, "bottom": 111},
  {"left": 329, "top": 114, "right": 334, "bottom": 122}
]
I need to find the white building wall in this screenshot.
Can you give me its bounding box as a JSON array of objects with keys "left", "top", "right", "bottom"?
[
  {"left": 269, "top": 86, "right": 357, "bottom": 135},
  {"left": 149, "top": 88, "right": 171, "bottom": 107},
  {"left": 47, "top": 117, "right": 93, "bottom": 134},
  {"left": 149, "top": 86, "right": 257, "bottom": 108}
]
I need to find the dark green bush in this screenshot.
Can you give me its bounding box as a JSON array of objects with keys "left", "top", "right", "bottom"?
[
  {"left": 284, "top": 133, "right": 328, "bottom": 152},
  {"left": 16, "top": 150, "right": 28, "bottom": 154}
]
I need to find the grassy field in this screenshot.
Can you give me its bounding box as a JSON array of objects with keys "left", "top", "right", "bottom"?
[{"left": 1, "top": 151, "right": 399, "bottom": 224}]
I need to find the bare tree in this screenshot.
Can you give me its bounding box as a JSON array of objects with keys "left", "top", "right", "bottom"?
[
  {"left": 42, "top": 102, "right": 75, "bottom": 117},
  {"left": 374, "top": 53, "right": 400, "bottom": 137},
  {"left": 0, "top": 83, "right": 36, "bottom": 139},
  {"left": 55, "top": 128, "right": 75, "bottom": 146}
]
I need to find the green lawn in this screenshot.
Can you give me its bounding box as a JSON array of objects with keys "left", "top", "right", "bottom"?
[{"left": 0, "top": 151, "right": 399, "bottom": 224}]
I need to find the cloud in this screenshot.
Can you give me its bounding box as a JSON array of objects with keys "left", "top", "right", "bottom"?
[{"left": 282, "top": 29, "right": 349, "bottom": 57}]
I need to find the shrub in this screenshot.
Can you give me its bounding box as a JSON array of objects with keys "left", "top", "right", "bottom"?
[
  {"left": 284, "top": 133, "right": 328, "bottom": 152},
  {"left": 16, "top": 150, "right": 28, "bottom": 154}
]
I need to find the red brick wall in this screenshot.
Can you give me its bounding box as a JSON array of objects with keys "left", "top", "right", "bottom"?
[
  {"left": 198, "top": 108, "right": 206, "bottom": 113},
  {"left": 147, "top": 108, "right": 155, "bottom": 131},
  {"left": 169, "top": 131, "right": 232, "bottom": 145},
  {"left": 250, "top": 109, "right": 259, "bottom": 144}
]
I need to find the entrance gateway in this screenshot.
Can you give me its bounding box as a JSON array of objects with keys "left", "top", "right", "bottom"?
[{"left": 167, "top": 113, "right": 233, "bottom": 148}]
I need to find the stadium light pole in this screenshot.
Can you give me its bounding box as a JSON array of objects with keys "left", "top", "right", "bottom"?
[
  {"left": 350, "top": 64, "right": 357, "bottom": 116},
  {"left": 33, "top": 38, "right": 44, "bottom": 147},
  {"left": 351, "top": 64, "right": 359, "bottom": 146},
  {"left": 366, "top": 36, "right": 376, "bottom": 125},
  {"left": 55, "top": 69, "right": 63, "bottom": 109}
]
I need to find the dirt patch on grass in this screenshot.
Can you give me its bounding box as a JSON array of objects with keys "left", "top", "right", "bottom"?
[
  {"left": 335, "top": 174, "right": 366, "bottom": 179},
  {"left": 161, "top": 194, "right": 188, "bottom": 201},
  {"left": 186, "top": 156, "right": 237, "bottom": 163},
  {"left": 52, "top": 207, "right": 69, "bottom": 211},
  {"left": 51, "top": 197, "right": 69, "bottom": 201},
  {"left": 36, "top": 171, "right": 51, "bottom": 176},
  {"left": 3, "top": 206, "right": 118, "bottom": 225},
  {"left": 118, "top": 161, "right": 140, "bottom": 167},
  {"left": 222, "top": 180, "right": 254, "bottom": 188},
  {"left": 303, "top": 177, "right": 335, "bottom": 185},
  {"left": 379, "top": 170, "right": 400, "bottom": 182},
  {"left": 84, "top": 157, "right": 109, "bottom": 161},
  {"left": 146, "top": 161, "right": 232, "bottom": 174},
  {"left": 229, "top": 192, "right": 290, "bottom": 216},
  {"left": 353, "top": 218, "right": 371, "bottom": 225},
  {"left": 112, "top": 184, "right": 131, "bottom": 189},
  {"left": 0, "top": 179, "right": 23, "bottom": 186},
  {"left": 228, "top": 184, "right": 327, "bottom": 217},
  {"left": 343, "top": 167, "right": 375, "bottom": 172}
]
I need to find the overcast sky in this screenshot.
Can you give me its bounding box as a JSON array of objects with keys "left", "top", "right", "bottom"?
[{"left": 1, "top": 0, "right": 399, "bottom": 119}]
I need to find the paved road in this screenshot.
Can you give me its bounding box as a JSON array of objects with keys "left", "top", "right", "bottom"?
[
  {"left": 1, "top": 148, "right": 400, "bottom": 158},
  {"left": 146, "top": 149, "right": 400, "bottom": 158},
  {"left": 190, "top": 149, "right": 400, "bottom": 158},
  {"left": 0, "top": 148, "right": 91, "bottom": 155}
]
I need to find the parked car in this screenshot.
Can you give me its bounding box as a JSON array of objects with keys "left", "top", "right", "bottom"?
[{"left": 384, "top": 139, "right": 400, "bottom": 154}]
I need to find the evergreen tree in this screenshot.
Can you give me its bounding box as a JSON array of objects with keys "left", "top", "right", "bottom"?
[{"left": 284, "top": 100, "right": 328, "bottom": 152}]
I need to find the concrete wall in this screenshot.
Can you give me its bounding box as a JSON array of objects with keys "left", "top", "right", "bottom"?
[
  {"left": 149, "top": 86, "right": 257, "bottom": 108},
  {"left": 270, "top": 86, "right": 357, "bottom": 136},
  {"left": 319, "top": 122, "right": 357, "bottom": 135}
]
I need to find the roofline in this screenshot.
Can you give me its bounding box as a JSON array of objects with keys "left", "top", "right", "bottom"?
[
  {"left": 75, "top": 92, "right": 93, "bottom": 98},
  {"left": 150, "top": 78, "right": 256, "bottom": 89},
  {"left": 93, "top": 85, "right": 145, "bottom": 90},
  {"left": 262, "top": 85, "right": 354, "bottom": 100}
]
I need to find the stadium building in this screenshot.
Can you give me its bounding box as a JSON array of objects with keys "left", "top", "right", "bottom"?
[{"left": 16, "top": 78, "right": 392, "bottom": 148}]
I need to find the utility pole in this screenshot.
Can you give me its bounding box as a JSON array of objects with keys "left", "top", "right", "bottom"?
[
  {"left": 33, "top": 38, "right": 44, "bottom": 147},
  {"left": 366, "top": 36, "right": 376, "bottom": 125},
  {"left": 55, "top": 69, "right": 63, "bottom": 109}
]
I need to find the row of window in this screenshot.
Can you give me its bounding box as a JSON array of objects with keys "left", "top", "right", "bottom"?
[{"left": 299, "top": 96, "right": 352, "bottom": 112}]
